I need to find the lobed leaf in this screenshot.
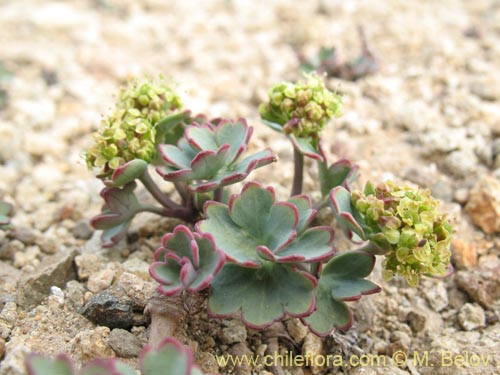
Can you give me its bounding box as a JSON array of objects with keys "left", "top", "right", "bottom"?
[
  {"left": 302, "top": 251, "right": 380, "bottom": 336},
  {"left": 208, "top": 263, "right": 316, "bottom": 329},
  {"left": 318, "top": 158, "right": 359, "bottom": 197}
]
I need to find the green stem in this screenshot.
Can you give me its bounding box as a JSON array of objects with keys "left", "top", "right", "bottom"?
[
  {"left": 291, "top": 148, "right": 304, "bottom": 196},
  {"left": 139, "top": 169, "right": 180, "bottom": 209}
]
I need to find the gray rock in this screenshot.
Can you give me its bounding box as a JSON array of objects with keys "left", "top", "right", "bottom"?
[
  {"left": 16, "top": 249, "right": 77, "bottom": 309},
  {"left": 443, "top": 149, "right": 479, "bottom": 178},
  {"left": 107, "top": 328, "right": 142, "bottom": 358},
  {"left": 80, "top": 286, "right": 147, "bottom": 329},
  {"left": 0, "top": 240, "right": 24, "bottom": 261},
  {"left": 458, "top": 303, "right": 486, "bottom": 331},
  {"left": 423, "top": 282, "right": 448, "bottom": 312},
  {"left": 407, "top": 307, "right": 443, "bottom": 334},
  {"left": 65, "top": 280, "right": 86, "bottom": 309},
  {"left": 285, "top": 318, "right": 309, "bottom": 343},
  {"left": 219, "top": 319, "right": 247, "bottom": 344},
  {"left": 72, "top": 220, "right": 93, "bottom": 240}
]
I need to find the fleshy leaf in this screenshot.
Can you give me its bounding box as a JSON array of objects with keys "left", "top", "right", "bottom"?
[
  {"left": 318, "top": 159, "right": 359, "bottom": 197},
  {"left": 288, "top": 195, "right": 316, "bottom": 234},
  {"left": 150, "top": 225, "right": 225, "bottom": 296},
  {"left": 321, "top": 251, "right": 380, "bottom": 300},
  {"left": 140, "top": 337, "right": 216, "bottom": 375},
  {"left": 158, "top": 119, "right": 276, "bottom": 192},
  {"left": 90, "top": 182, "right": 142, "bottom": 248},
  {"left": 0, "top": 201, "right": 13, "bottom": 228},
  {"left": 106, "top": 159, "right": 148, "bottom": 187},
  {"left": 154, "top": 110, "right": 193, "bottom": 147},
  {"left": 329, "top": 186, "right": 365, "bottom": 242},
  {"left": 81, "top": 359, "right": 136, "bottom": 375},
  {"left": 302, "top": 285, "right": 352, "bottom": 336},
  {"left": 302, "top": 251, "right": 380, "bottom": 336},
  {"left": 25, "top": 354, "right": 74, "bottom": 375},
  {"left": 198, "top": 182, "right": 334, "bottom": 267},
  {"left": 289, "top": 134, "right": 324, "bottom": 161},
  {"left": 208, "top": 263, "right": 316, "bottom": 329}
]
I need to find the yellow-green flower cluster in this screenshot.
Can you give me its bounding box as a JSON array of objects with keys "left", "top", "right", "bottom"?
[
  {"left": 86, "top": 76, "right": 182, "bottom": 174},
  {"left": 352, "top": 181, "right": 452, "bottom": 287},
  {"left": 259, "top": 73, "right": 342, "bottom": 139}
]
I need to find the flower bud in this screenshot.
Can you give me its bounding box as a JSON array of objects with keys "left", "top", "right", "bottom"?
[
  {"left": 86, "top": 76, "right": 183, "bottom": 175},
  {"left": 353, "top": 181, "right": 452, "bottom": 286},
  {"left": 260, "top": 73, "right": 342, "bottom": 139}
]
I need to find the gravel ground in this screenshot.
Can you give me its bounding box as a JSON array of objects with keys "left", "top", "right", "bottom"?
[{"left": 0, "top": 0, "right": 500, "bottom": 374}]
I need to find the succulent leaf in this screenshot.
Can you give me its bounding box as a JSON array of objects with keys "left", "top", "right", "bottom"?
[
  {"left": 90, "top": 182, "right": 141, "bottom": 247},
  {"left": 208, "top": 263, "right": 316, "bottom": 329},
  {"left": 198, "top": 182, "right": 335, "bottom": 267},
  {"left": 25, "top": 354, "right": 74, "bottom": 375},
  {"left": 329, "top": 186, "right": 365, "bottom": 242},
  {"left": 157, "top": 119, "right": 276, "bottom": 192},
  {"left": 318, "top": 158, "right": 359, "bottom": 197},
  {"left": 26, "top": 337, "right": 217, "bottom": 375},
  {"left": 150, "top": 225, "right": 225, "bottom": 296},
  {"left": 0, "top": 201, "right": 13, "bottom": 229},
  {"left": 303, "top": 251, "right": 380, "bottom": 336},
  {"left": 81, "top": 359, "right": 136, "bottom": 375},
  {"left": 105, "top": 159, "right": 148, "bottom": 187}
]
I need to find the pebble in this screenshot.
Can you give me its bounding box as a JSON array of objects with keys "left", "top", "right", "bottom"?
[
  {"left": 219, "top": 319, "right": 247, "bottom": 345},
  {"left": 80, "top": 286, "right": 147, "bottom": 329},
  {"left": 285, "top": 318, "right": 309, "bottom": 344},
  {"left": 75, "top": 253, "right": 106, "bottom": 281},
  {"left": 443, "top": 149, "right": 479, "bottom": 178},
  {"left": 87, "top": 268, "right": 116, "bottom": 293},
  {"left": 65, "top": 280, "right": 86, "bottom": 309},
  {"left": 116, "top": 272, "right": 156, "bottom": 307},
  {"left": 0, "top": 240, "right": 24, "bottom": 261},
  {"left": 407, "top": 307, "right": 443, "bottom": 334},
  {"left": 458, "top": 303, "right": 486, "bottom": 331},
  {"left": 451, "top": 238, "right": 478, "bottom": 269},
  {"left": 72, "top": 326, "right": 115, "bottom": 362},
  {"left": 196, "top": 351, "right": 220, "bottom": 374},
  {"left": 302, "top": 332, "right": 323, "bottom": 375},
  {"left": 16, "top": 249, "right": 77, "bottom": 309},
  {"left": 121, "top": 258, "right": 150, "bottom": 280},
  {"left": 422, "top": 282, "right": 449, "bottom": 312},
  {"left": 72, "top": 220, "right": 93, "bottom": 240},
  {"left": 107, "top": 328, "right": 142, "bottom": 358},
  {"left": 455, "top": 266, "right": 500, "bottom": 310},
  {"left": 13, "top": 245, "right": 40, "bottom": 268},
  {"left": 465, "top": 175, "right": 500, "bottom": 233}
]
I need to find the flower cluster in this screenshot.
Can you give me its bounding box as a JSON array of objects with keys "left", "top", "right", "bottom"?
[
  {"left": 259, "top": 73, "right": 342, "bottom": 139},
  {"left": 86, "top": 76, "right": 182, "bottom": 175},
  {"left": 352, "top": 181, "right": 452, "bottom": 286}
]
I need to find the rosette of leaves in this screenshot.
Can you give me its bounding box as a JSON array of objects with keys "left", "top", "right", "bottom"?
[
  {"left": 86, "top": 76, "right": 183, "bottom": 176},
  {"left": 259, "top": 73, "right": 342, "bottom": 160},
  {"left": 150, "top": 225, "right": 225, "bottom": 296},
  {"left": 197, "top": 182, "right": 336, "bottom": 328},
  {"left": 157, "top": 119, "right": 276, "bottom": 192},
  {"left": 26, "top": 337, "right": 216, "bottom": 375},
  {"left": 330, "top": 181, "right": 453, "bottom": 286}
]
